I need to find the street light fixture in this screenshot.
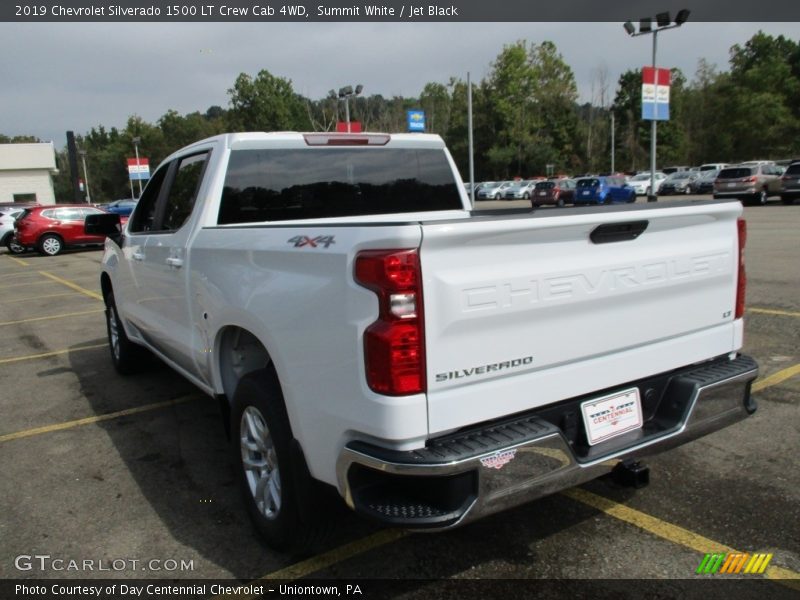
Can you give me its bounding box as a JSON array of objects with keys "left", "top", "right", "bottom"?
[
  {"left": 623, "top": 9, "right": 690, "bottom": 201},
  {"left": 336, "top": 84, "right": 364, "bottom": 132}
]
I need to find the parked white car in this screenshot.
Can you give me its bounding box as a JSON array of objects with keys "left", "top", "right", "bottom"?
[{"left": 627, "top": 172, "right": 667, "bottom": 196}]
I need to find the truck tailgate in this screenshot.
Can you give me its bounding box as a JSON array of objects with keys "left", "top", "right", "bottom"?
[{"left": 420, "top": 202, "right": 743, "bottom": 434}]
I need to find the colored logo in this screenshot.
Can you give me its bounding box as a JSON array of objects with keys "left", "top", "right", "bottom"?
[
  {"left": 407, "top": 110, "right": 425, "bottom": 132},
  {"left": 696, "top": 552, "right": 773, "bottom": 575},
  {"left": 480, "top": 449, "right": 517, "bottom": 470}
]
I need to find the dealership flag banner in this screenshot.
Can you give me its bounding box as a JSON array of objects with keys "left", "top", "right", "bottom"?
[
  {"left": 127, "top": 158, "right": 150, "bottom": 181},
  {"left": 641, "top": 67, "right": 671, "bottom": 121}
]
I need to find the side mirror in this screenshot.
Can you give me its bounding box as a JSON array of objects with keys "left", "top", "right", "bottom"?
[
  {"left": 85, "top": 212, "right": 122, "bottom": 235},
  {"left": 85, "top": 213, "right": 123, "bottom": 246}
]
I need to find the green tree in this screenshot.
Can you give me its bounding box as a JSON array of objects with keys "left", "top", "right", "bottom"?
[{"left": 227, "top": 70, "right": 311, "bottom": 132}]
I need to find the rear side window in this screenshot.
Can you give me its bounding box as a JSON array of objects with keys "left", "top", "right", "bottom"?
[
  {"left": 218, "top": 148, "right": 461, "bottom": 224},
  {"left": 719, "top": 167, "right": 754, "bottom": 179},
  {"left": 161, "top": 153, "right": 209, "bottom": 231},
  {"left": 785, "top": 163, "right": 800, "bottom": 175},
  {"left": 129, "top": 164, "right": 170, "bottom": 234}
]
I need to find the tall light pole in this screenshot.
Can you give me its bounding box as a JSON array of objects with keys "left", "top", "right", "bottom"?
[
  {"left": 624, "top": 9, "right": 690, "bottom": 201},
  {"left": 334, "top": 84, "right": 363, "bottom": 132},
  {"left": 132, "top": 136, "right": 143, "bottom": 197},
  {"left": 78, "top": 149, "right": 91, "bottom": 204}
]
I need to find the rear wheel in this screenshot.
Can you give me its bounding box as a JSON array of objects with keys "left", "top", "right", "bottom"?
[
  {"left": 38, "top": 233, "right": 64, "bottom": 256},
  {"left": 105, "top": 291, "right": 148, "bottom": 374},
  {"left": 5, "top": 235, "right": 26, "bottom": 254},
  {"left": 782, "top": 195, "right": 795, "bottom": 205},
  {"left": 757, "top": 188, "right": 768, "bottom": 205},
  {"left": 232, "top": 368, "right": 331, "bottom": 553},
  {"left": 556, "top": 197, "right": 565, "bottom": 207}
]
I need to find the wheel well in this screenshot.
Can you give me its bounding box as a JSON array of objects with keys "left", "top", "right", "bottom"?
[
  {"left": 218, "top": 327, "right": 272, "bottom": 403},
  {"left": 100, "top": 273, "right": 112, "bottom": 305}
]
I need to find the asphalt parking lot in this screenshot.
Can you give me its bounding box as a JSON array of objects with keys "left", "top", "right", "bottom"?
[{"left": 1, "top": 197, "right": 798, "bottom": 597}]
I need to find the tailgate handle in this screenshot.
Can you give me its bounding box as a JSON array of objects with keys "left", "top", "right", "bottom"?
[{"left": 590, "top": 220, "right": 649, "bottom": 244}]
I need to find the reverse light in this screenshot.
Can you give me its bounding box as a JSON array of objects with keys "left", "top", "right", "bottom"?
[
  {"left": 355, "top": 249, "right": 426, "bottom": 396},
  {"left": 736, "top": 218, "right": 747, "bottom": 319}
]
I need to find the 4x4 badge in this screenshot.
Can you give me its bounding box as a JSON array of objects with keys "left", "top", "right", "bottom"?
[{"left": 287, "top": 235, "right": 336, "bottom": 249}]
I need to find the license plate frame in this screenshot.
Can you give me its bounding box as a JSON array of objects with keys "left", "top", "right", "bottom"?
[{"left": 581, "top": 388, "right": 643, "bottom": 446}]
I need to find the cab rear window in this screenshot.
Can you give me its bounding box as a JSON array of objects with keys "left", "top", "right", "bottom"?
[{"left": 219, "top": 148, "right": 462, "bottom": 224}]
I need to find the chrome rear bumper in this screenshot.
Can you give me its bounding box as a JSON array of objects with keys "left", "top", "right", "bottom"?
[{"left": 336, "top": 354, "right": 758, "bottom": 529}]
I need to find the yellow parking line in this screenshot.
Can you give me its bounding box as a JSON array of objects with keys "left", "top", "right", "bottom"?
[
  {"left": 5, "top": 256, "right": 29, "bottom": 266},
  {"left": 749, "top": 307, "right": 800, "bottom": 318},
  {"left": 1, "top": 271, "right": 40, "bottom": 281},
  {"left": 562, "top": 488, "right": 800, "bottom": 587},
  {"left": 4, "top": 279, "right": 51, "bottom": 289},
  {"left": 0, "top": 343, "right": 106, "bottom": 365},
  {"left": 753, "top": 363, "right": 800, "bottom": 392},
  {"left": 0, "top": 395, "right": 200, "bottom": 444},
  {"left": 2, "top": 292, "right": 81, "bottom": 304},
  {"left": 38, "top": 271, "right": 103, "bottom": 301},
  {"left": 211, "top": 529, "right": 408, "bottom": 600},
  {"left": 0, "top": 309, "right": 104, "bottom": 327}
]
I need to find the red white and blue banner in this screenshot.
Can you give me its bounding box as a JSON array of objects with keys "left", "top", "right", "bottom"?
[
  {"left": 641, "top": 67, "right": 671, "bottom": 121},
  {"left": 127, "top": 158, "right": 150, "bottom": 181}
]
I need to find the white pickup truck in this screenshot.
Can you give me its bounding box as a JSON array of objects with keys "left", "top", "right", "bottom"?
[{"left": 87, "top": 132, "right": 758, "bottom": 551}]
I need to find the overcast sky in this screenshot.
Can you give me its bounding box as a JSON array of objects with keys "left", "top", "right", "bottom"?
[{"left": 2, "top": 22, "right": 798, "bottom": 148}]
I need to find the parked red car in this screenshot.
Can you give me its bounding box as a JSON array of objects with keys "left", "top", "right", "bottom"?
[
  {"left": 10, "top": 204, "right": 127, "bottom": 256},
  {"left": 531, "top": 178, "right": 576, "bottom": 207}
]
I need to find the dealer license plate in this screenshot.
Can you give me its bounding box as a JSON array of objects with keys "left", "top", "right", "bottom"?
[{"left": 581, "top": 388, "right": 643, "bottom": 446}]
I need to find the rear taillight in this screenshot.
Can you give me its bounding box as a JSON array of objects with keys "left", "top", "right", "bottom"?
[
  {"left": 744, "top": 176, "right": 757, "bottom": 183},
  {"left": 355, "top": 249, "right": 426, "bottom": 396},
  {"left": 736, "top": 218, "right": 746, "bottom": 319}
]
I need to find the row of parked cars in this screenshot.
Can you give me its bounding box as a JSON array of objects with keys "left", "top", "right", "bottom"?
[
  {"left": 630, "top": 161, "right": 798, "bottom": 205},
  {"left": 471, "top": 176, "right": 638, "bottom": 206},
  {"left": 0, "top": 202, "right": 131, "bottom": 256},
  {"left": 469, "top": 159, "right": 800, "bottom": 208}
]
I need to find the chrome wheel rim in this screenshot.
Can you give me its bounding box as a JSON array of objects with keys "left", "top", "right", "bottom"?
[
  {"left": 8, "top": 238, "right": 25, "bottom": 253},
  {"left": 240, "top": 406, "right": 281, "bottom": 520},
  {"left": 42, "top": 237, "right": 61, "bottom": 255},
  {"left": 107, "top": 306, "right": 120, "bottom": 361}
]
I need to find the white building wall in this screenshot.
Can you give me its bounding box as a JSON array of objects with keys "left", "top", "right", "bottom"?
[
  {"left": 0, "top": 170, "right": 56, "bottom": 204},
  {"left": 0, "top": 142, "right": 58, "bottom": 205}
]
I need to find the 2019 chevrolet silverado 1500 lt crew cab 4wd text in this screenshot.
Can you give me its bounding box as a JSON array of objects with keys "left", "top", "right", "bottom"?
[{"left": 86, "top": 132, "right": 758, "bottom": 551}]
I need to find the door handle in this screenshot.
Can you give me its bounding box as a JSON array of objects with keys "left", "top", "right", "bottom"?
[
  {"left": 166, "top": 257, "right": 184, "bottom": 268},
  {"left": 132, "top": 252, "right": 145, "bottom": 261}
]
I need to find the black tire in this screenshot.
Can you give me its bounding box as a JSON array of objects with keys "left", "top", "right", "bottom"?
[
  {"left": 231, "top": 368, "right": 330, "bottom": 553},
  {"left": 603, "top": 196, "right": 613, "bottom": 205},
  {"left": 105, "top": 291, "right": 147, "bottom": 375},
  {"left": 523, "top": 192, "right": 530, "bottom": 200},
  {"left": 5, "top": 235, "right": 26, "bottom": 254},
  {"left": 757, "top": 189, "right": 768, "bottom": 205},
  {"left": 782, "top": 195, "right": 795, "bottom": 205},
  {"left": 38, "top": 233, "right": 64, "bottom": 256},
  {"left": 556, "top": 197, "right": 565, "bottom": 207}
]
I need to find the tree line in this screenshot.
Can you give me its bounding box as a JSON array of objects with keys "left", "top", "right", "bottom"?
[{"left": 4, "top": 31, "right": 799, "bottom": 203}]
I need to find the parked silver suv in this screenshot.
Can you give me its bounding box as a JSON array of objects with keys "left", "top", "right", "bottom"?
[{"left": 713, "top": 163, "right": 782, "bottom": 205}]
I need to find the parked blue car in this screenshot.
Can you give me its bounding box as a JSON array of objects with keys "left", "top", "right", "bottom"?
[
  {"left": 104, "top": 199, "right": 138, "bottom": 216},
  {"left": 573, "top": 176, "right": 636, "bottom": 205}
]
